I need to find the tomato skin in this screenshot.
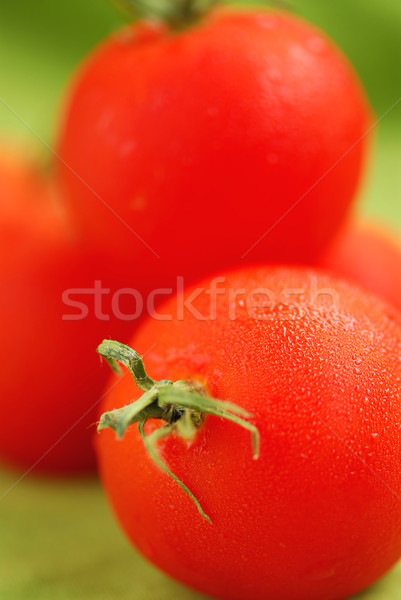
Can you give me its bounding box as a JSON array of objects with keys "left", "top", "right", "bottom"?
[
  {"left": 318, "top": 221, "right": 401, "bottom": 314},
  {"left": 57, "top": 9, "right": 371, "bottom": 279},
  {"left": 0, "top": 150, "right": 135, "bottom": 474},
  {"left": 97, "top": 266, "right": 401, "bottom": 600}
]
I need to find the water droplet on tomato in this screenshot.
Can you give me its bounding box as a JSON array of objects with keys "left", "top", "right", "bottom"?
[
  {"left": 267, "top": 152, "right": 279, "bottom": 165},
  {"left": 257, "top": 16, "right": 279, "bottom": 30},
  {"left": 306, "top": 36, "right": 327, "bottom": 54},
  {"left": 304, "top": 559, "right": 341, "bottom": 581},
  {"left": 207, "top": 106, "right": 219, "bottom": 118},
  {"left": 120, "top": 140, "right": 137, "bottom": 157},
  {"left": 130, "top": 196, "right": 146, "bottom": 211}
]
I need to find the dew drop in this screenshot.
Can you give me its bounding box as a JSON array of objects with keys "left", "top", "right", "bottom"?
[
  {"left": 267, "top": 152, "right": 279, "bottom": 164},
  {"left": 120, "top": 140, "right": 137, "bottom": 156},
  {"left": 304, "top": 560, "right": 341, "bottom": 581},
  {"left": 257, "top": 16, "right": 279, "bottom": 29},
  {"left": 130, "top": 196, "right": 146, "bottom": 211},
  {"left": 267, "top": 68, "right": 281, "bottom": 82},
  {"left": 207, "top": 106, "right": 218, "bottom": 117},
  {"left": 306, "top": 37, "right": 326, "bottom": 53}
]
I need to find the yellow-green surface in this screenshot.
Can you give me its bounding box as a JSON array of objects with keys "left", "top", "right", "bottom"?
[
  {"left": 0, "top": 469, "right": 207, "bottom": 600},
  {"left": 0, "top": 1, "right": 400, "bottom": 599},
  {"left": 2, "top": 467, "right": 401, "bottom": 600}
]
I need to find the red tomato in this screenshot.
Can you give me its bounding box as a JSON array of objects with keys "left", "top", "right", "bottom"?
[
  {"left": 97, "top": 265, "right": 401, "bottom": 600},
  {"left": 0, "top": 149, "right": 135, "bottom": 474},
  {"left": 57, "top": 8, "right": 371, "bottom": 283},
  {"left": 318, "top": 220, "right": 401, "bottom": 313}
]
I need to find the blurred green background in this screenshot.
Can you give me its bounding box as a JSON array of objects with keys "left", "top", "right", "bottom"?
[{"left": 0, "top": 1, "right": 400, "bottom": 598}]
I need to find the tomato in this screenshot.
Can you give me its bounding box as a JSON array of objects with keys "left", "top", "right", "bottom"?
[
  {"left": 0, "top": 149, "right": 134, "bottom": 474},
  {"left": 96, "top": 265, "right": 401, "bottom": 600},
  {"left": 57, "top": 8, "right": 371, "bottom": 284},
  {"left": 318, "top": 220, "right": 401, "bottom": 313}
]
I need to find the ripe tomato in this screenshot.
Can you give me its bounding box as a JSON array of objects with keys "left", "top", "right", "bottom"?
[
  {"left": 57, "top": 8, "right": 371, "bottom": 282},
  {"left": 0, "top": 149, "right": 134, "bottom": 474},
  {"left": 97, "top": 265, "right": 401, "bottom": 600},
  {"left": 318, "top": 220, "right": 401, "bottom": 313}
]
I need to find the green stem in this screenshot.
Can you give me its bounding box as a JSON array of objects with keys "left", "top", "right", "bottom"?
[
  {"left": 97, "top": 340, "right": 156, "bottom": 391},
  {"left": 97, "top": 339, "right": 260, "bottom": 523},
  {"left": 139, "top": 421, "right": 212, "bottom": 523},
  {"left": 113, "top": 0, "right": 220, "bottom": 30},
  {"left": 113, "top": 0, "right": 294, "bottom": 30}
]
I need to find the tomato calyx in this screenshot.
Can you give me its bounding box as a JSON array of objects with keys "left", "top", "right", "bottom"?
[
  {"left": 114, "top": 0, "right": 218, "bottom": 30},
  {"left": 97, "top": 339, "right": 260, "bottom": 523}
]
